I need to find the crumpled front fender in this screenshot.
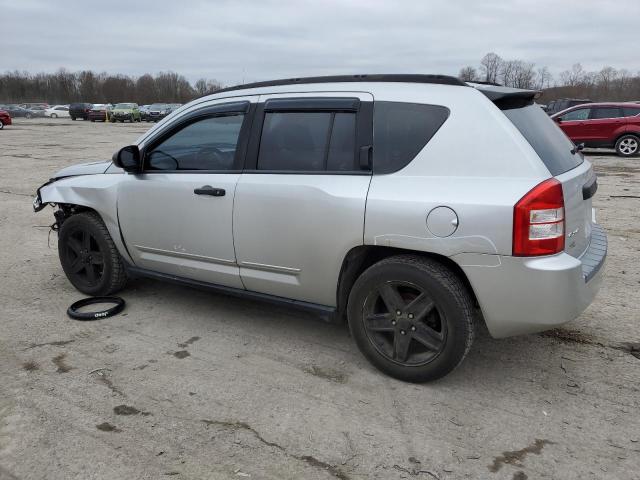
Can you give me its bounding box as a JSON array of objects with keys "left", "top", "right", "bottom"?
[{"left": 35, "top": 174, "right": 133, "bottom": 264}]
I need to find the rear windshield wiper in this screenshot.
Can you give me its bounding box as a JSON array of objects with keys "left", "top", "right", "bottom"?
[{"left": 571, "top": 143, "right": 585, "bottom": 155}]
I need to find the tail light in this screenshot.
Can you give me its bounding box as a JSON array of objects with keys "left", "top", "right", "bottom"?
[{"left": 513, "top": 178, "right": 565, "bottom": 256}]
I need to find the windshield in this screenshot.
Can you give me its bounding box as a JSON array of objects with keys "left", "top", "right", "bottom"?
[
  {"left": 504, "top": 104, "right": 583, "bottom": 176},
  {"left": 115, "top": 103, "right": 135, "bottom": 109}
]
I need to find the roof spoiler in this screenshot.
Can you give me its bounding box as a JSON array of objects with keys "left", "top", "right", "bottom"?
[{"left": 467, "top": 82, "right": 541, "bottom": 110}]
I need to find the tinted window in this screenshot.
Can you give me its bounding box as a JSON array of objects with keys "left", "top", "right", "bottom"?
[
  {"left": 373, "top": 102, "right": 449, "bottom": 174},
  {"left": 146, "top": 114, "right": 244, "bottom": 171},
  {"left": 622, "top": 107, "right": 640, "bottom": 117},
  {"left": 257, "top": 112, "right": 331, "bottom": 171},
  {"left": 327, "top": 113, "right": 357, "bottom": 171},
  {"left": 505, "top": 104, "right": 583, "bottom": 176},
  {"left": 561, "top": 108, "right": 590, "bottom": 121},
  {"left": 591, "top": 107, "right": 621, "bottom": 119}
]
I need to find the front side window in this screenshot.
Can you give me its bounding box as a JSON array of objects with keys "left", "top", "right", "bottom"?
[
  {"left": 561, "top": 108, "right": 590, "bottom": 121},
  {"left": 257, "top": 111, "right": 357, "bottom": 171},
  {"left": 590, "top": 107, "right": 621, "bottom": 119},
  {"left": 145, "top": 114, "right": 244, "bottom": 171}
]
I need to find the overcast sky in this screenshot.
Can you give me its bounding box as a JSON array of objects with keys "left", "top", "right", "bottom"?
[{"left": 2, "top": 0, "right": 638, "bottom": 86}]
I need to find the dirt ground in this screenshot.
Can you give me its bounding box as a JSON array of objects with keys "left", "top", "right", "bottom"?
[{"left": 1, "top": 118, "right": 638, "bottom": 480}]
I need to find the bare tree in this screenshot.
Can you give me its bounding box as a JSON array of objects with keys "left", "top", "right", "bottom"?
[
  {"left": 559, "top": 63, "right": 586, "bottom": 87},
  {"left": 480, "top": 52, "right": 502, "bottom": 83},
  {"left": 535, "top": 66, "right": 553, "bottom": 90},
  {"left": 458, "top": 66, "right": 478, "bottom": 82}
]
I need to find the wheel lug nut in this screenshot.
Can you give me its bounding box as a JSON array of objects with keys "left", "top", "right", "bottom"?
[
  {"left": 411, "top": 326, "right": 416, "bottom": 331},
  {"left": 408, "top": 313, "right": 414, "bottom": 319},
  {"left": 396, "top": 310, "right": 401, "bottom": 316},
  {"left": 391, "top": 320, "right": 396, "bottom": 325},
  {"left": 400, "top": 330, "right": 406, "bottom": 335}
]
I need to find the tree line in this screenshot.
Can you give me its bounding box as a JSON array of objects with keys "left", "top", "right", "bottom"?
[
  {"left": 459, "top": 53, "right": 640, "bottom": 102},
  {"left": 0, "top": 69, "right": 223, "bottom": 105},
  {"left": 3, "top": 57, "right": 640, "bottom": 105}
]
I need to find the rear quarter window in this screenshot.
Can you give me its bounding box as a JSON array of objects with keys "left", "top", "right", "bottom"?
[
  {"left": 373, "top": 102, "right": 449, "bottom": 174},
  {"left": 504, "top": 104, "right": 583, "bottom": 176}
]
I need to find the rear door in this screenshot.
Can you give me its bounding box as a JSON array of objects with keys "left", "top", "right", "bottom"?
[
  {"left": 505, "top": 105, "right": 594, "bottom": 258},
  {"left": 233, "top": 93, "right": 374, "bottom": 306},
  {"left": 587, "top": 106, "right": 623, "bottom": 144}
]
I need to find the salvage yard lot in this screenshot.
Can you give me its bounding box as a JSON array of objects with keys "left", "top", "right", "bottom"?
[{"left": 1, "top": 119, "right": 639, "bottom": 480}]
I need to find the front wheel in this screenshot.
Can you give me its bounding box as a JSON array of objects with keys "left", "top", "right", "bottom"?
[
  {"left": 71, "top": 117, "right": 76, "bottom": 121},
  {"left": 615, "top": 135, "right": 639, "bottom": 157},
  {"left": 51, "top": 113, "right": 58, "bottom": 118},
  {"left": 347, "top": 255, "right": 475, "bottom": 382},
  {"left": 58, "top": 212, "right": 127, "bottom": 296},
  {"left": 0, "top": 120, "right": 4, "bottom": 130}
]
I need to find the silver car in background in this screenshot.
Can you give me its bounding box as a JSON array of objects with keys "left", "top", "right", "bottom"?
[{"left": 34, "top": 74, "right": 606, "bottom": 382}]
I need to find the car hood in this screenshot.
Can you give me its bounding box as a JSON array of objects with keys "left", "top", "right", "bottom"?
[
  {"left": 53, "top": 160, "right": 112, "bottom": 179},
  {"left": 113, "top": 108, "right": 133, "bottom": 113}
]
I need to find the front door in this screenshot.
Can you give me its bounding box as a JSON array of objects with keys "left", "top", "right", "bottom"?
[
  {"left": 118, "top": 99, "right": 254, "bottom": 288},
  {"left": 233, "top": 93, "right": 374, "bottom": 306}
]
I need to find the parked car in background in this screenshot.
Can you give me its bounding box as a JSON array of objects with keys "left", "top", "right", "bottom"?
[
  {"left": 139, "top": 105, "right": 151, "bottom": 120},
  {"left": 44, "top": 105, "right": 70, "bottom": 118},
  {"left": 552, "top": 102, "right": 640, "bottom": 157},
  {"left": 0, "top": 105, "right": 32, "bottom": 118},
  {"left": 110, "top": 103, "right": 141, "bottom": 123},
  {"left": 146, "top": 103, "right": 171, "bottom": 122},
  {"left": 25, "top": 105, "right": 47, "bottom": 118},
  {"left": 0, "top": 109, "right": 11, "bottom": 129},
  {"left": 69, "top": 103, "right": 93, "bottom": 120},
  {"left": 546, "top": 98, "right": 592, "bottom": 116},
  {"left": 88, "top": 104, "right": 111, "bottom": 122},
  {"left": 19, "top": 103, "right": 49, "bottom": 109},
  {"left": 34, "top": 74, "right": 606, "bottom": 382}
]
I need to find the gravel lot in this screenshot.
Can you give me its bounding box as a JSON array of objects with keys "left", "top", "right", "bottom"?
[{"left": 1, "top": 118, "right": 639, "bottom": 480}]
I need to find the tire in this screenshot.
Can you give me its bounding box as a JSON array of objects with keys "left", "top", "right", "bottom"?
[
  {"left": 347, "top": 255, "right": 475, "bottom": 382},
  {"left": 0, "top": 120, "right": 3, "bottom": 130},
  {"left": 615, "top": 134, "right": 639, "bottom": 157},
  {"left": 71, "top": 117, "right": 76, "bottom": 121},
  {"left": 58, "top": 211, "right": 128, "bottom": 296},
  {"left": 51, "top": 113, "right": 58, "bottom": 119}
]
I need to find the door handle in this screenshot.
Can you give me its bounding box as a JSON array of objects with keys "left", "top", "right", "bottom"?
[{"left": 194, "top": 185, "right": 225, "bottom": 196}]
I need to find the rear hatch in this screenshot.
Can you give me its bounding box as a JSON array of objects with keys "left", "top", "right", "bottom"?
[
  {"left": 503, "top": 102, "right": 594, "bottom": 258},
  {"left": 470, "top": 83, "right": 594, "bottom": 259}
]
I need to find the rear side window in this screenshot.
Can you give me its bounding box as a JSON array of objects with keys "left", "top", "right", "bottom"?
[
  {"left": 257, "top": 111, "right": 357, "bottom": 171},
  {"left": 504, "top": 104, "right": 583, "bottom": 176},
  {"left": 622, "top": 107, "right": 640, "bottom": 117},
  {"left": 373, "top": 102, "right": 449, "bottom": 174},
  {"left": 590, "top": 107, "right": 621, "bottom": 119}
]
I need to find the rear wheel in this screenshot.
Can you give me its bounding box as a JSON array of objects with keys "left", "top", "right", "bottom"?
[
  {"left": 615, "top": 134, "right": 639, "bottom": 157},
  {"left": 58, "top": 212, "right": 127, "bottom": 296},
  {"left": 71, "top": 117, "right": 76, "bottom": 121},
  {"left": 347, "top": 255, "right": 475, "bottom": 382},
  {"left": 51, "top": 113, "right": 58, "bottom": 119}
]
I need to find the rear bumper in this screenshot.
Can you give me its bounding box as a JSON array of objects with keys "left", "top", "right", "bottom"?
[{"left": 456, "top": 223, "right": 607, "bottom": 338}]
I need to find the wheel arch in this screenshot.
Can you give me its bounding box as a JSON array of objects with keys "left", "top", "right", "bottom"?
[
  {"left": 335, "top": 245, "right": 479, "bottom": 323},
  {"left": 39, "top": 177, "right": 133, "bottom": 264}
]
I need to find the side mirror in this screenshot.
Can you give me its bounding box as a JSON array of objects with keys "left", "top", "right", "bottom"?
[{"left": 112, "top": 145, "right": 141, "bottom": 173}]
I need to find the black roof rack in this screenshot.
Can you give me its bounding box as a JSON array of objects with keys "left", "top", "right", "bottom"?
[{"left": 214, "top": 74, "right": 466, "bottom": 94}]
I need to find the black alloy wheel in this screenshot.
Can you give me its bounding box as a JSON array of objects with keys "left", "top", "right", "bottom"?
[{"left": 362, "top": 281, "right": 446, "bottom": 365}]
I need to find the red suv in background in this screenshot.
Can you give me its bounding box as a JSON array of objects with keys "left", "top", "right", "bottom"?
[
  {"left": 551, "top": 102, "right": 640, "bottom": 157},
  {"left": 0, "top": 109, "right": 11, "bottom": 129}
]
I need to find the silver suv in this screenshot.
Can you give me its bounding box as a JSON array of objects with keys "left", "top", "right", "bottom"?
[{"left": 34, "top": 74, "right": 607, "bottom": 382}]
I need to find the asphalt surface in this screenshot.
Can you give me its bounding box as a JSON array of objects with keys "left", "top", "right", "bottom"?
[{"left": 1, "top": 118, "right": 639, "bottom": 480}]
